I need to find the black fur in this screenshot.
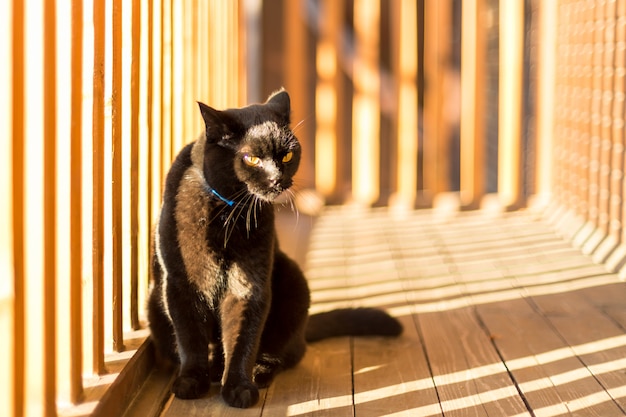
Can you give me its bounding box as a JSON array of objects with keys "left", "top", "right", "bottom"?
[{"left": 147, "top": 89, "right": 402, "bottom": 408}]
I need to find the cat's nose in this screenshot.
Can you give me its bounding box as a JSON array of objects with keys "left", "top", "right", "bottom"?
[{"left": 268, "top": 175, "right": 282, "bottom": 187}]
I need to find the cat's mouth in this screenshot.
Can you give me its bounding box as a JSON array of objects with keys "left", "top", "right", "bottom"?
[{"left": 248, "top": 182, "right": 291, "bottom": 203}]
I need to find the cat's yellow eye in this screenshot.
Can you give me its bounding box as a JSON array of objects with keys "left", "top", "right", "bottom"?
[
  {"left": 282, "top": 151, "right": 293, "bottom": 163},
  {"left": 243, "top": 154, "right": 261, "bottom": 167}
]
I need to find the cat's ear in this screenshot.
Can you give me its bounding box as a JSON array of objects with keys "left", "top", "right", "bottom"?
[
  {"left": 197, "top": 101, "right": 236, "bottom": 145},
  {"left": 265, "top": 89, "right": 291, "bottom": 124}
]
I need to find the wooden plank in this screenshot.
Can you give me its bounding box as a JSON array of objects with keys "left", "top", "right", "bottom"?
[
  {"left": 263, "top": 339, "right": 353, "bottom": 417},
  {"left": 476, "top": 300, "right": 574, "bottom": 416},
  {"left": 121, "top": 365, "right": 176, "bottom": 417},
  {"left": 419, "top": 308, "right": 527, "bottom": 417},
  {"left": 353, "top": 314, "right": 442, "bottom": 417},
  {"left": 531, "top": 289, "right": 626, "bottom": 414}
]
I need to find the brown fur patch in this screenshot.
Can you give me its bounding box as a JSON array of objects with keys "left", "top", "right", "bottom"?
[{"left": 174, "top": 140, "right": 226, "bottom": 305}]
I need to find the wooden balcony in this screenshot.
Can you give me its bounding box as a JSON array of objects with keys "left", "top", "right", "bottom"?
[
  {"left": 4, "top": 0, "right": 626, "bottom": 416},
  {"left": 143, "top": 206, "right": 626, "bottom": 416}
]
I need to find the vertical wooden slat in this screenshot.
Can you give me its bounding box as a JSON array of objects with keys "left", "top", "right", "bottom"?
[
  {"left": 589, "top": 0, "right": 621, "bottom": 260},
  {"left": 151, "top": 0, "right": 164, "bottom": 227},
  {"left": 130, "top": 0, "right": 141, "bottom": 330},
  {"left": 161, "top": 0, "right": 172, "bottom": 168},
  {"left": 571, "top": 1, "right": 592, "bottom": 220},
  {"left": 70, "top": 0, "right": 84, "bottom": 400},
  {"left": 423, "top": 0, "right": 452, "bottom": 200},
  {"left": 172, "top": 0, "right": 184, "bottom": 154},
  {"left": 12, "top": 0, "right": 25, "bottom": 414},
  {"left": 138, "top": 0, "right": 153, "bottom": 327},
  {"left": 535, "top": 0, "right": 558, "bottom": 206},
  {"left": 577, "top": 0, "right": 594, "bottom": 220},
  {"left": 237, "top": 1, "right": 248, "bottom": 105},
  {"left": 497, "top": 0, "right": 525, "bottom": 209},
  {"left": 597, "top": 0, "right": 617, "bottom": 237},
  {"left": 112, "top": 0, "right": 125, "bottom": 353},
  {"left": 551, "top": 1, "right": 567, "bottom": 206},
  {"left": 460, "top": 0, "right": 486, "bottom": 209},
  {"left": 92, "top": 0, "right": 107, "bottom": 374},
  {"left": 284, "top": 0, "right": 314, "bottom": 189},
  {"left": 315, "top": 0, "right": 343, "bottom": 198},
  {"left": 618, "top": 1, "right": 626, "bottom": 246},
  {"left": 1, "top": 0, "right": 16, "bottom": 414},
  {"left": 352, "top": 0, "right": 380, "bottom": 205},
  {"left": 183, "top": 0, "right": 196, "bottom": 141},
  {"left": 196, "top": 0, "right": 209, "bottom": 104},
  {"left": 391, "top": 0, "right": 419, "bottom": 209},
  {"left": 43, "top": 0, "right": 58, "bottom": 414},
  {"left": 228, "top": 1, "right": 239, "bottom": 105},
  {"left": 588, "top": 1, "right": 606, "bottom": 228},
  {"left": 610, "top": 0, "right": 625, "bottom": 241},
  {"left": 55, "top": 0, "right": 73, "bottom": 405}
]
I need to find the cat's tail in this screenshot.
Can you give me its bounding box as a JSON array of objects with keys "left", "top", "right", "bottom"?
[{"left": 305, "top": 307, "right": 403, "bottom": 343}]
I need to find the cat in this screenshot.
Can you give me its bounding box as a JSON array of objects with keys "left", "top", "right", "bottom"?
[{"left": 147, "top": 89, "right": 403, "bottom": 409}]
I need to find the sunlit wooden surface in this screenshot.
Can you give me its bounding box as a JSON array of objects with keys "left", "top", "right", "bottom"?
[{"left": 157, "top": 206, "right": 626, "bottom": 416}]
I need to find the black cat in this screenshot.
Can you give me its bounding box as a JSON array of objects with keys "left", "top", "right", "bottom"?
[{"left": 147, "top": 89, "right": 402, "bottom": 408}]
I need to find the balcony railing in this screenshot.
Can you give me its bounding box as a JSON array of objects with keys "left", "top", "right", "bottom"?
[{"left": 3, "top": 0, "right": 626, "bottom": 416}]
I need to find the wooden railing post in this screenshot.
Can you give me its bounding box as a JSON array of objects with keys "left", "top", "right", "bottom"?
[
  {"left": 391, "top": 0, "right": 419, "bottom": 209},
  {"left": 1, "top": 0, "right": 16, "bottom": 415},
  {"left": 534, "top": 0, "right": 558, "bottom": 208},
  {"left": 315, "top": 0, "right": 342, "bottom": 198},
  {"left": 460, "top": 0, "right": 486, "bottom": 209},
  {"left": 92, "top": 0, "right": 107, "bottom": 376},
  {"left": 422, "top": 1, "right": 453, "bottom": 202},
  {"left": 498, "top": 0, "right": 525, "bottom": 209},
  {"left": 352, "top": 0, "right": 381, "bottom": 205},
  {"left": 284, "top": 0, "right": 315, "bottom": 190}
]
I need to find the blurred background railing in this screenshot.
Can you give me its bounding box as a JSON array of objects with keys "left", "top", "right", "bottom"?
[{"left": 3, "top": 0, "right": 626, "bottom": 416}]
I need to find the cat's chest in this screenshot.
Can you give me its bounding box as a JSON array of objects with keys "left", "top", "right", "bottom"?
[{"left": 172, "top": 167, "right": 272, "bottom": 301}]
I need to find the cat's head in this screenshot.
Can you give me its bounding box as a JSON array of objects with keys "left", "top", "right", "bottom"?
[{"left": 198, "top": 89, "right": 301, "bottom": 202}]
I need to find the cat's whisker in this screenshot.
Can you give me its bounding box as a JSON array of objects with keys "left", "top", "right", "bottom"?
[
  {"left": 286, "top": 189, "right": 300, "bottom": 225},
  {"left": 229, "top": 193, "right": 254, "bottom": 243},
  {"left": 254, "top": 196, "right": 260, "bottom": 229},
  {"left": 206, "top": 188, "right": 249, "bottom": 229},
  {"left": 290, "top": 116, "right": 311, "bottom": 136},
  {"left": 222, "top": 194, "right": 247, "bottom": 246},
  {"left": 245, "top": 194, "right": 256, "bottom": 235}
]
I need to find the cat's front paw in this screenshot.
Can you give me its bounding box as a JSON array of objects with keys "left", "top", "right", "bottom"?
[
  {"left": 221, "top": 381, "right": 259, "bottom": 408},
  {"left": 253, "top": 363, "right": 278, "bottom": 388},
  {"left": 172, "top": 374, "right": 210, "bottom": 399}
]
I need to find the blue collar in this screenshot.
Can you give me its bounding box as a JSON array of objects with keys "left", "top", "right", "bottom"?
[{"left": 207, "top": 186, "right": 235, "bottom": 207}]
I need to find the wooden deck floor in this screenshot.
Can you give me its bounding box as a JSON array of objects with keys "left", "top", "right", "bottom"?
[{"left": 158, "top": 206, "right": 626, "bottom": 417}]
